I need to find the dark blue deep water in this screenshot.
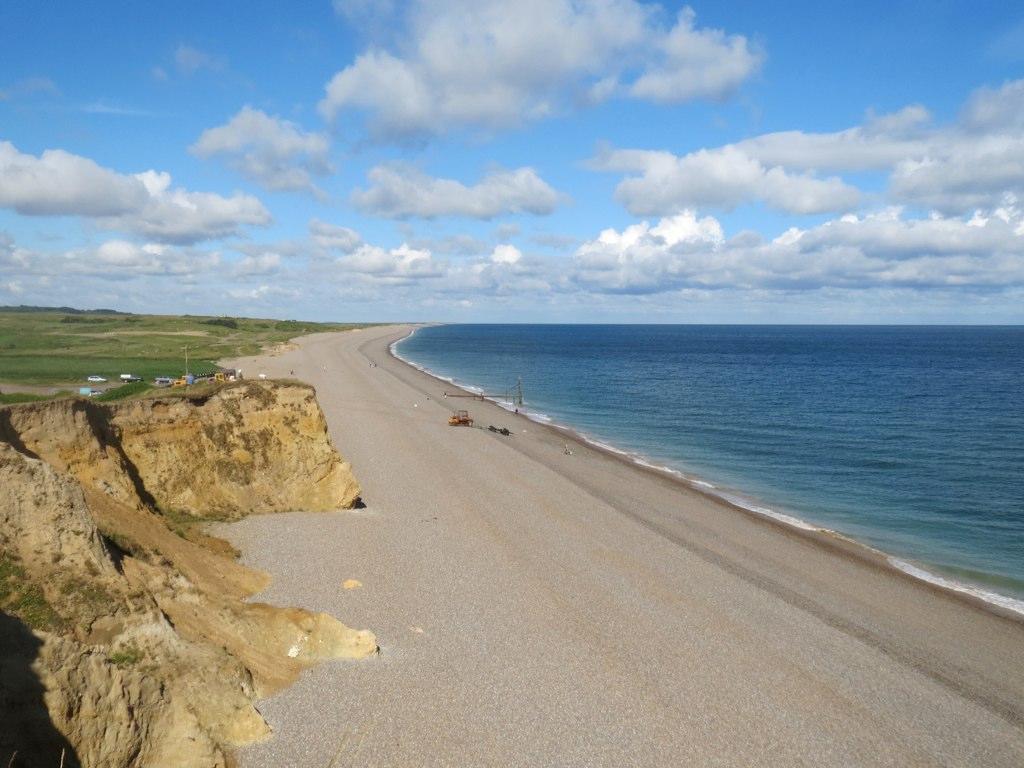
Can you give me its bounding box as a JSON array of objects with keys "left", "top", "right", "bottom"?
[{"left": 397, "top": 325, "right": 1024, "bottom": 605}]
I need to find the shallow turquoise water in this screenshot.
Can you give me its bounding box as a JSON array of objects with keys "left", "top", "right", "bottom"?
[{"left": 397, "top": 324, "right": 1024, "bottom": 603}]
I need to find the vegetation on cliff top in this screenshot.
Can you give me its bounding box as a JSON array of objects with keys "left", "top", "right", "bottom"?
[{"left": 0, "top": 307, "right": 371, "bottom": 387}]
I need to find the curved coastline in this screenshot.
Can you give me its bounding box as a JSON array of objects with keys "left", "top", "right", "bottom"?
[{"left": 390, "top": 324, "right": 1024, "bottom": 621}]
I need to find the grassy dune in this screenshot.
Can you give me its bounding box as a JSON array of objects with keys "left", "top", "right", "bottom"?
[{"left": 0, "top": 307, "right": 369, "bottom": 394}]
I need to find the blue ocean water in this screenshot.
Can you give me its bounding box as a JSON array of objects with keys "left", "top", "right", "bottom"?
[{"left": 396, "top": 325, "right": 1024, "bottom": 605}]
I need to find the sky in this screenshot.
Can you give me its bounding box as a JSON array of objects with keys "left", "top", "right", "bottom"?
[{"left": 1, "top": 0, "right": 1023, "bottom": 323}]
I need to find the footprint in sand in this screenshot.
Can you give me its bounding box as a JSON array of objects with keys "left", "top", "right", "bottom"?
[{"left": 342, "top": 579, "right": 362, "bottom": 590}]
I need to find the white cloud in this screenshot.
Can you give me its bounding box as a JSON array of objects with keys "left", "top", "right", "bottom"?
[
  {"left": 0, "top": 237, "right": 221, "bottom": 281},
  {"left": 596, "top": 78, "right": 1024, "bottom": 217},
  {"left": 889, "top": 137, "right": 1024, "bottom": 214},
  {"left": 885, "top": 82, "right": 1024, "bottom": 213},
  {"left": 231, "top": 252, "right": 282, "bottom": 276},
  {"left": 351, "top": 164, "right": 561, "bottom": 219},
  {"left": 338, "top": 242, "right": 444, "bottom": 280},
  {"left": 0, "top": 142, "right": 270, "bottom": 243},
  {"left": 962, "top": 79, "right": 1024, "bottom": 132},
  {"left": 732, "top": 106, "right": 931, "bottom": 172},
  {"left": 628, "top": 8, "right": 762, "bottom": 103},
  {"left": 0, "top": 141, "right": 148, "bottom": 216},
  {"left": 191, "top": 107, "right": 333, "bottom": 194},
  {"left": 594, "top": 145, "right": 860, "bottom": 215},
  {"left": 319, "top": 0, "right": 760, "bottom": 137},
  {"left": 572, "top": 208, "right": 1024, "bottom": 294},
  {"left": 573, "top": 210, "right": 724, "bottom": 292},
  {"left": 79, "top": 101, "right": 154, "bottom": 117},
  {"left": 309, "top": 219, "right": 362, "bottom": 252},
  {"left": 103, "top": 170, "right": 270, "bottom": 244},
  {"left": 490, "top": 244, "right": 522, "bottom": 264}
]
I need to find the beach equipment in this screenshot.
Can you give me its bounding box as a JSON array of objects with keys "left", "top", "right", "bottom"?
[
  {"left": 442, "top": 377, "right": 524, "bottom": 408},
  {"left": 448, "top": 410, "right": 474, "bottom": 427}
]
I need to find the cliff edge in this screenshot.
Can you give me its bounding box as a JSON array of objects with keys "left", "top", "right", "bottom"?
[{"left": 0, "top": 382, "right": 375, "bottom": 768}]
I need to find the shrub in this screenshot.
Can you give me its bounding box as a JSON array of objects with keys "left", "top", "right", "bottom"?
[{"left": 202, "top": 317, "right": 238, "bottom": 329}]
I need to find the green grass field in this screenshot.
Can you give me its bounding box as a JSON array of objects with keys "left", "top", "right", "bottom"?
[{"left": 0, "top": 307, "right": 369, "bottom": 390}]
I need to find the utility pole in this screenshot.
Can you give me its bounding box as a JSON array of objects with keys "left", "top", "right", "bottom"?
[{"left": 184, "top": 345, "right": 189, "bottom": 377}]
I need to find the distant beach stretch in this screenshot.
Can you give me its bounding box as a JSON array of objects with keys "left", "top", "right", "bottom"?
[
  {"left": 395, "top": 323, "right": 1024, "bottom": 615},
  {"left": 223, "top": 324, "right": 1024, "bottom": 767}
]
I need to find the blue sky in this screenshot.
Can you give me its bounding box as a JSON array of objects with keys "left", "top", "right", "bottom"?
[{"left": 1, "top": 1, "right": 1023, "bottom": 322}]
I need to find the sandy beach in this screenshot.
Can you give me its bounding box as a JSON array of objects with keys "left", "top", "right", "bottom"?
[{"left": 221, "top": 324, "right": 1024, "bottom": 767}]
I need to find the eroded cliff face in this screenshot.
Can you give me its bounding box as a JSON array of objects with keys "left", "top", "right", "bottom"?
[
  {"left": 0, "top": 382, "right": 375, "bottom": 768},
  {"left": 3, "top": 381, "right": 360, "bottom": 518}
]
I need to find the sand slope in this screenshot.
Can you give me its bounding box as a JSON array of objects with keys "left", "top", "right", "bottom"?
[{"left": 223, "top": 325, "right": 1024, "bottom": 767}]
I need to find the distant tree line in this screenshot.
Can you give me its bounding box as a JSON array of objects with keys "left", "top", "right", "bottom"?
[{"left": 1, "top": 305, "right": 129, "bottom": 315}]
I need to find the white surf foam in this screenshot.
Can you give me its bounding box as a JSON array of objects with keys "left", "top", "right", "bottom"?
[
  {"left": 714, "top": 493, "right": 821, "bottom": 531},
  {"left": 888, "top": 558, "right": 1024, "bottom": 617}
]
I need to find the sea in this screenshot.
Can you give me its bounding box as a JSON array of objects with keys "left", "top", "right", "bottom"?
[{"left": 395, "top": 324, "right": 1024, "bottom": 613}]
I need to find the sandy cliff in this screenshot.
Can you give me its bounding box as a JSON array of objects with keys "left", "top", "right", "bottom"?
[
  {"left": 3, "top": 381, "right": 360, "bottom": 518},
  {"left": 0, "top": 382, "right": 375, "bottom": 768}
]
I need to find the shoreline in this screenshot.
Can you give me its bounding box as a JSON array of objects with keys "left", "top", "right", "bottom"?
[
  {"left": 389, "top": 325, "right": 1024, "bottom": 622},
  {"left": 219, "top": 324, "right": 1024, "bottom": 766}
]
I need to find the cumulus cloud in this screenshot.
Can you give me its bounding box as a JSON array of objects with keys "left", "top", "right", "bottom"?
[
  {"left": 0, "top": 141, "right": 270, "bottom": 243},
  {"left": 877, "top": 82, "right": 1024, "bottom": 213},
  {"left": 351, "top": 164, "right": 561, "bottom": 219},
  {"left": 0, "top": 236, "right": 221, "bottom": 282},
  {"left": 962, "top": 79, "right": 1024, "bottom": 132},
  {"left": 490, "top": 244, "right": 522, "bottom": 264},
  {"left": 732, "top": 106, "right": 932, "bottom": 172},
  {"left": 628, "top": 8, "right": 762, "bottom": 103},
  {"left": 338, "top": 242, "right": 444, "bottom": 280},
  {"left": 191, "top": 107, "right": 333, "bottom": 194},
  {"left": 79, "top": 240, "right": 222, "bottom": 278},
  {"left": 319, "top": 0, "right": 760, "bottom": 137},
  {"left": 100, "top": 170, "right": 270, "bottom": 243},
  {"left": 572, "top": 207, "right": 1024, "bottom": 294},
  {"left": 309, "top": 218, "right": 362, "bottom": 252},
  {"left": 573, "top": 210, "right": 724, "bottom": 292},
  {"left": 0, "top": 141, "right": 148, "bottom": 216},
  {"left": 593, "top": 145, "right": 860, "bottom": 215},
  {"left": 231, "top": 252, "right": 282, "bottom": 277},
  {"left": 596, "top": 78, "right": 1024, "bottom": 217}
]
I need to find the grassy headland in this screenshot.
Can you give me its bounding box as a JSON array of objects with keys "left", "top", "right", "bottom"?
[{"left": 0, "top": 306, "right": 369, "bottom": 396}]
